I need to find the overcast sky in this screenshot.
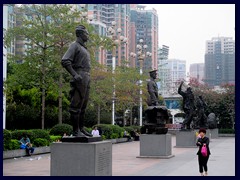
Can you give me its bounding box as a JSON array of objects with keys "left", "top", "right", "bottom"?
[{"left": 141, "top": 4, "right": 235, "bottom": 73}]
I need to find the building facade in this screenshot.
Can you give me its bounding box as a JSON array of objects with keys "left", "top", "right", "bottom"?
[
  {"left": 165, "top": 59, "right": 186, "bottom": 95},
  {"left": 87, "top": 4, "right": 131, "bottom": 67},
  {"left": 157, "top": 45, "right": 171, "bottom": 96},
  {"left": 3, "top": 4, "right": 16, "bottom": 129},
  {"left": 130, "top": 5, "right": 158, "bottom": 71},
  {"left": 204, "top": 37, "right": 235, "bottom": 86},
  {"left": 189, "top": 63, "right": 205, "bottom": 83}
]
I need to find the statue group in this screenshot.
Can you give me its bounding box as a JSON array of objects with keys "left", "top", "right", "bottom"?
[
  {"left": 178, "top": 81, "right": 217, "bottom": 130},
  {"left": 61, "top": 25, "right": 216, "bottom": 138}
]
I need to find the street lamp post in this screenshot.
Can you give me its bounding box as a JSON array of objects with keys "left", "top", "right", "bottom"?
[
  {"left": 79, "top": 4, "right": 93, "bottom": 22},
  {"left": 108, "top": 21, "right": 127, "bottom": 125},
  {"left": 130, "top": 39, "right": 152, "bottom": 126}
]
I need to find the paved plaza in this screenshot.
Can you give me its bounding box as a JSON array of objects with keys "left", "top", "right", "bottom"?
[{"left": 3, "top": 136, "right": 235, "bottom": 176}]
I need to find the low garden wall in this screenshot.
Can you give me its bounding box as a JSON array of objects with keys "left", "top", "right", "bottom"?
[{"left": 3, "top": 138, "right": 129, "bottom": 159}]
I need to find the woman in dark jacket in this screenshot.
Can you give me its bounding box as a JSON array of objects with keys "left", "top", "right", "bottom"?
[{"left": 196, "top": 128, "right": 211, "bottom": 176}]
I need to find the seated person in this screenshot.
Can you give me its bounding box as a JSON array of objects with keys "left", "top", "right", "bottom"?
[
  {"left": 130, "top": 129, "right": 140, "bottom": 141},
  {"left": 19, "top": 134, "right": 35, "bottom": 156},
  {"left": 134, "top": 129, "right": 140, "bottom": 141},
  {"left": 123, "top": 131, "right": 132, "bottom": 141},
  {"left": 91, "top": 126, "right": 100, "bottom": 137}
]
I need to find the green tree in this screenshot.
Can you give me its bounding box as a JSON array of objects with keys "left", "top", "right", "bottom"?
[
  {"left": 5, "top": 4, "right": 82, "bottom": 128},
  {"left": 4, "top": 4, "right": 114, "bottom": 129}
]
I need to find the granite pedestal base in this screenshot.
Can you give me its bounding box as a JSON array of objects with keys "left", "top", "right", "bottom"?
[
  {"left": 137, "top": 134, "right": 174, "bottom": 159},
  {"left": 50, "top": 141, "right": 112, "bottom": 176},
  {"left": 61, "top": 136, "right": 102, "bottom": 142},
  {"left": 209, "top": 128, "right": 219, "bottom": 139},
  {"left": 175, "top": 130, "right": 196, "bottom": 148}
]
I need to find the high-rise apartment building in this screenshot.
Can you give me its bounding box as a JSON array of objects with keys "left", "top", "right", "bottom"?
[
  {"left": 130, "top": 5, "right": 158, "bottom": 71},
  {"left": 3, "top": 4, "right": 16, "bottom": 128},
  {"left": 204, "top": 37, "right": 235, "bottom": 86},
  {"left": 189, "top": 63, "right": 205, "bottom": 82},
  {"left": 165, "top": 59, "right": 186, "bottom": 95},
  {"left": 158, "top": 45, "right": 170, "bottom": 95},
  {"left": 4, "top": 4, "right": 15, "bottom": 56},
  {"left": 87, "top": 4, "right": 131, "bottom": 67}
]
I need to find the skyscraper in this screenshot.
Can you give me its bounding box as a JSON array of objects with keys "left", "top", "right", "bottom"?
[
  {"left": 3, "top": 4, "right": 16, "bottom": 129},
  {"left": 189, "top": 63, "right": 205, "bottom": 83},
  {"left": 158, "top": 45, "right": 170, "bottom": 95},
  {"left": 204, "top": 37, "right": 235, "bottom": 86},
  {"left": 130, "top": 5, "right": 158, "bottom": 71},
  {"left": 87, "top": 4, "right": 131, "bottom": 67},
  {"left": 166, "top": 59, "right": 186, "bottom": 95}
]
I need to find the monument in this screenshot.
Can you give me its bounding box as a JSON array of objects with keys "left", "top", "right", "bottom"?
[
  {"left": 194, "top": 95, "right": 208, "bottom": 129},
  {"left": 61, "top": 25, "right": 101, "bottom": 142},
  {"left": 141, "top": 70, "right": 169, "bottom": 134},
  {"left": 138, "top": 70, "right": 174, "bottom": 158},
  {"left": 177, "top": 81, "right": 196, "bottom": 130},
  {"left": 176, "top": 81, "right": 197, "bottom": 147},
  {"left": 51, "top": 25, "right": 111, "bottom": 176}
]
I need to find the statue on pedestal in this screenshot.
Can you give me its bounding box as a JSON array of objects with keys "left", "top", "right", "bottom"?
[
  {"left": 61, "top": 25, "right": 101, "bottom": 142},
  {"left": 141, "top": 70, "right": 169, "bottom": 134},
  {"left": 194, "top": 96, "right": 208, "bottom": 129},
  {"left": 178, "top": 81, "right": 196, "bottom": 130}
]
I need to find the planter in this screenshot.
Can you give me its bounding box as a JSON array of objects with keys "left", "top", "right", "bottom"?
[{"left": 3, "top": 146, "right": 51, "bottom": 159}]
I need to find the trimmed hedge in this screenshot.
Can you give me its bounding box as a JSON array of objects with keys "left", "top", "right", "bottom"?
[
  {"left": 219, "top": 129, "right": 235, "bottom": 134},
  {"left": 50, "top": 135, "right": 62, "bottom": 142},
  {"left": 95, "top": 124, "right": 113, "bottom": 139},
  {"left": 123, "top": 126, "right": 135, "bottom": 133},
  {"left": 3, "top": 129, "right": 12, "bottom": 151},
  {"left": 49, "top": 123, "right": 73, "bottom": 136},
  {"left": 31, "top": 129, "right": 50, "bottom": 141},
  {"left": 8, "top": 139, "right": 20, "bottom": 150},
  {"left": 11, "top": 130, "right": 35, "bottom": 142},
  {"left": 94, "top": 124, "right": 125, "bottom": 139},
  {"left": 33, "top": 138, "right": 50, "bottom": 147},
  {"left": 110, "top": 125, "right": 124, "bottom": 138}
]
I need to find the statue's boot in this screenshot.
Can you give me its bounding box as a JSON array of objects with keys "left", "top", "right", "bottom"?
[
  {"left": 71, "top": 113, "right": 86, "bottom": 137},
  {"left": 80, "top": 128, "right": 93, "bottom": 137},
  {"left": 79, "top": 113, "right": 93, "bottom": 137}
]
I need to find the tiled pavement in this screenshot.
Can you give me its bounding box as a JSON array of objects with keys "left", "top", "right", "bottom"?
[{"left": 3, "top": 136, "right": 235, "bottom": 176}]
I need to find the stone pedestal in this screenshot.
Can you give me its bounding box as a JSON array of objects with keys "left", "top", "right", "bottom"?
[
  {"left": 137, "top": 134, "right": 174, "bottom": 158},
  {"left": 209, "top": 128, "right": 219, "bottom": 139},
  {"left": 176, "top": 130, "right": 196, "bottom": 147},
  {"left": 50, "top": 141, "right": 112, "bottom": 176}
]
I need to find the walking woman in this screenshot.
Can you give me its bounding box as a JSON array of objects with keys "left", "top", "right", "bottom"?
[{"left": 196, "top": 128, "right": 211, "bottom": 176}]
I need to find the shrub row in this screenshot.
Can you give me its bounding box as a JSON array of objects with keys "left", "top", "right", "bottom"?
[
  {"left": 3, "top": 124, "right": 72, "bottom": 150},
  {"left": 219, "top": 128, "right": 235, "bottom": 134},
  {"left": 4, "top": 123, "right": 142, "bottom": 150}
]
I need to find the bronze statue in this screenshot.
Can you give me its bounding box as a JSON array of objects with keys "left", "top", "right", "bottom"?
[
  {"left": 141, "top": 70, "right": 169, "bottom": 134},
  {"left": 61, "top": 25, "right": 92, "bottom": 137},
  {"left": 194, "top": 96, "right": 208, "bottom": 128},
  {"left": 147, "top": 70, "right": 159, "bottom": 106},
  {"left": 178, "top": 81, "right": 196, "bottom": 129}
]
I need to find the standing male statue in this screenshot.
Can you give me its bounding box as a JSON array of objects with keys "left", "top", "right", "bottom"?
[
  {"left": 61, "top": 25, "right": 92, "bottom": 137},
  {"left": 195, "top": 95, "right": 208, "bottom": 128},
  {"left": 142, "top": 69, "right": 169, "bottom": 134},
  {"left": 147, "top": 70, "right": 159, "bottom": 106},
  {"left": 178, "top": 81, "right": 196, "bottom": 129}
]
